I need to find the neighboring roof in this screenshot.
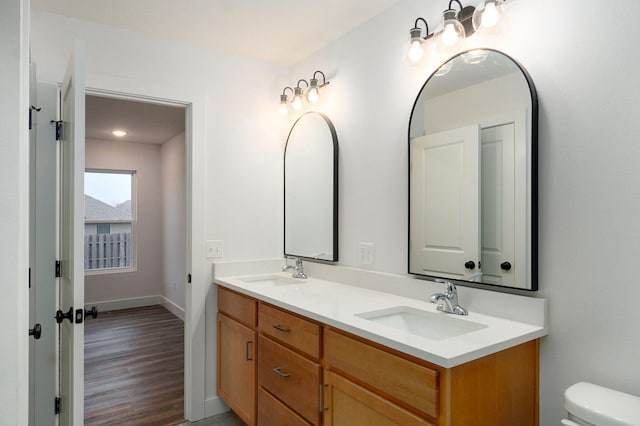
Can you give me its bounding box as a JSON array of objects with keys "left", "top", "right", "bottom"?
[
  {"left": 117, "top": 200, "right": 132, "bottom": 215},
  {"left": 84, "top": 194, "right": 131, "bottom": 221}
]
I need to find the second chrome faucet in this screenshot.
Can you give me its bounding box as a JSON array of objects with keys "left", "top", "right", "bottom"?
[
  {"left": 282, "top": 257, "right": 307, "bottom": 279},
  {"left": 429, "top": 280, "right": 468, "bottom": 316}
]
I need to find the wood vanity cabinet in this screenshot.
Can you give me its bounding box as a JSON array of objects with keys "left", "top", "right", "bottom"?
[
  {"left": 217, "top": 288, "right": 258, "bottom": 426},
  {"left": 217, "top": 286, "right": 539, "bottom": 426}
]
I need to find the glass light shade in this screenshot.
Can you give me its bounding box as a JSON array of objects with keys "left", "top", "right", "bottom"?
[
  {"left": 279, "top": 102, "right": 289, "bottom": 116},
  {"left": 472, "top": 0, "right": 506, "bottom": 36},
  {"left": 440, "top": 10, "right": 465, "bottom": 47},
  {"left": 292, "top": 87, "right": 304, "bottom": 110},
  {"left": 307, "top": 78, "right": 320, "bottom": 103},
  {"left": 408, "top": 39, "right": 425, "bottom": 63}
]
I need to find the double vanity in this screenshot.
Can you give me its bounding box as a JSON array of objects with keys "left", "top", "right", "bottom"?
[{"left": 214, "top": 260, "right": 547, "bottom": 426}]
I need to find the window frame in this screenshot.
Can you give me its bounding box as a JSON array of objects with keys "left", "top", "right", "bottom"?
[{"left": 84, "top": 169, "right": 137, "bottom": 275}]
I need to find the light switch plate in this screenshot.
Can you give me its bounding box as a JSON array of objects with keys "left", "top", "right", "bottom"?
[
  {"left": 359, "top": 242, "right": 375, "bottom": 265},
  {"left": 206, "top": 240, "right": 224, "bottom": 259}
]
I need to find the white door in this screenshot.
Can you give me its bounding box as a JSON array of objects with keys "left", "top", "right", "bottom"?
[
  {"left": 410, "top": 124, "right": 480, "bottom": 279},
  {"left": 29, "top": 77, "right": 60, "bottom": 426},
  {"left": 480, "top": 123, "right": 516, "bottom": 286},
  {"left": 58, "top": 40, "right": 86, "bottom": 426}
]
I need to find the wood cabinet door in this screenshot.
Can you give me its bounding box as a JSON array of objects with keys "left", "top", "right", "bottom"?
[
  {"left": 218, "top": 313, "right": 256, "bottom": 426},
  {"left": 323, "top": 370, "right": 435, "bottom": 426}
]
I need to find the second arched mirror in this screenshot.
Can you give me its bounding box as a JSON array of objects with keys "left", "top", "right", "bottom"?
[{"left": 284, "top": 112, "right": 338, "bottom": 261}]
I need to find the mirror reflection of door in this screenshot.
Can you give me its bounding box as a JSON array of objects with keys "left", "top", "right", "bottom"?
[{"left": 410, "top": 125, "right": 480, "bottom": 280}]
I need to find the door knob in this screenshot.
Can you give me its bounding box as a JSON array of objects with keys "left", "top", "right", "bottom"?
[
  {"left": 29, "top": 324, "right": 42, "bottom": 340},
  {"left": 55, "top": 307, "right": 74, "bottom": 324},
  {"left": 500, "top": 261, "right": 512, "bottom": 271},
  {"left": 84, "top": 306, "right": 99, "bottom": 319},
  {"left": 464, "top": 260, "right": 476, "bottom": 270}
]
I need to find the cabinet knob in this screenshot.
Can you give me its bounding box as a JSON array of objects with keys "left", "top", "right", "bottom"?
[
  {"left": 29, "top": 324, "right": 42, "bottom": 340},
  {"left": 500, "top": 261, "right": 512, "bottom": 271},
  {"left": 464, "top": 260, "right": 476, "bottom": 270}
]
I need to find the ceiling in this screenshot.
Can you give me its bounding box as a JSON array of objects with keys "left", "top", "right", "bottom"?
[
  {"left": 36, "top": 1, "right": 402, "bottom": 142},
  {"left": 86, "top": 95, "right": 185, "bottom": 144},
  {"left": 31, "top": 0, "right": 401, "bottom": 67}
]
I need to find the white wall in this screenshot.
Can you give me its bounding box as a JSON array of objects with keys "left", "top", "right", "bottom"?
[
  {"left": 0, "top": 0, "right": 30, "bottom": 422},
  {"left": 85, "top": 139, "right": 164, "bottom": 303},
  {"left": 30, "top": 10, "right": 286, "bottom": 419},
  {"left": 162, "top": 132, "right": 186, "bottom": 308},
  {"left": 289, "top": 0, "right": 640, "bottom": 423}
]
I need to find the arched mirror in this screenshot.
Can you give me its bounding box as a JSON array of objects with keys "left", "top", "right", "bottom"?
[
  {"left": 284, "top": 112, "right": 338, "bottom": 261},
  {"left": 408, "top": 49, "right": 538, "bottom": 290}
]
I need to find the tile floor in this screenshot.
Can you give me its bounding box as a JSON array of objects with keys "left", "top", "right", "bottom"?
[{"left": 179, "top": 410, "right": 244, "bottom": 426}]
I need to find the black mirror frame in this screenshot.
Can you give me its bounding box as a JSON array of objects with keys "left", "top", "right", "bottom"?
[
  {"left": 407, "top": 48, "right": 538, "bottom": 291},
  {"left": 284, "top": 111, "right": 339, "bottom": 262}
]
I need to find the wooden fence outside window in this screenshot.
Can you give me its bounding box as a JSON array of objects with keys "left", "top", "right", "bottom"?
[{"left": 84, "top": 232, "right": 132, "bottom": 270}]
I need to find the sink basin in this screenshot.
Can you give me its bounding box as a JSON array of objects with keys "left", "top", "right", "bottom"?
[
  {"left": 356, "top": 306, "right": 487, "bottom": 340},
  {"left": 239, "top": 275, "right": 306, "bottom": 287}
]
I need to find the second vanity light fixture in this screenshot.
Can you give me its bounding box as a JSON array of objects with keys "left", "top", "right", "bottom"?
[
  {"left": 407, "top": 0, "right": 506, "bottom": 64},
  {"left": 279, "top": 70, "right": 330, "bottom": 117}
]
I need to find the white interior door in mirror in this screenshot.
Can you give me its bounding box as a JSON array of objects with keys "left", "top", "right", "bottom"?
[
  {"left": 480, "top": 123, "right": 515, "bottom": 286},
  {"left": 410, "top": 124, "right": 480, "bottom": 279}
]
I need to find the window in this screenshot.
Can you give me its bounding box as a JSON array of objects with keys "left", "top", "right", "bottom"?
[{"left": 84, "top": 170, "right": 135, "bottom": 272}]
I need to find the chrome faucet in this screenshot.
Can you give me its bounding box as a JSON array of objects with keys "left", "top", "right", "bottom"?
[
  {"left": 282, "top": 257, "right": 307, "bottom": 279},
  {"left": 429, "top": 280, "right": 468, "bottom": 315}
]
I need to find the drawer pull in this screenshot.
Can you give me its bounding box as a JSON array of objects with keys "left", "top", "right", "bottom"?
[
  {"left": 272, "top": 367, "right": 292, "bottom": 378},
  {"left": 319, "top": 383, "right": 329, "bottom": 412},
  {"left": 245, "top": 340, "right": 253, "bottom": 361},
  {"left": 273, "top": 324, "right": 291, "bottom": 333}
]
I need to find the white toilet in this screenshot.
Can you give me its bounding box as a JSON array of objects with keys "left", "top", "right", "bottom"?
[{"left": 563, "top": 382, "right": 640, "bottom": 426}]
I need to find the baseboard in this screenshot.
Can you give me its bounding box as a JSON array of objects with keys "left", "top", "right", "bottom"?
[
  {"left": 204, "top": 396, "right": 230, "bottom": 419},
  {"left": 87, "top": 295, "right": 185, "bottom": 321},
  {"left": 87, "top": 295, "right": 161, "bottom": 313},
  {"left": 159, "top": 295, "right": 185, "bottom": 321}
]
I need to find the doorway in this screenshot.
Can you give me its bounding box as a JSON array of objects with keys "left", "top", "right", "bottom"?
[{"left": 83, "top": 94, "right": 188, "bottom": 423}]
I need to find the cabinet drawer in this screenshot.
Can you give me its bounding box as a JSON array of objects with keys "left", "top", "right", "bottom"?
[
  {"left": 259, "top": 303, "right": 320, "bottom": 358},
  {"left": 258, "top": 388, "right": 311, "bottom": 426},
  {"left": 324, "top": 328, "right": 439, "bottom": 419},
  {"left": 218, "top": 287, "right": 257, "bottom": 327},
  {"left": 258, "top": 335, "right": 321, "bottom": 426}
]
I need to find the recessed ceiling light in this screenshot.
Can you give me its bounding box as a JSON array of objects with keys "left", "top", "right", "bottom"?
[{"left": 112, "top": 130, "right": 127, "bottom": 137}]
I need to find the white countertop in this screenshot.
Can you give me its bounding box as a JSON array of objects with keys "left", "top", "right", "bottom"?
[{"left": 214, "top": 271, "right": 547, "bottom": 368}]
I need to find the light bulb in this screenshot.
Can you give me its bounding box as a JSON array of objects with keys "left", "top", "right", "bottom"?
[
  {"left": 307, "top": 87, "right": 319, "bottom": 103},
  {"left": 442, "top": 23, "right": 459, "bottom": 46},
  {"left": 292, "top": 95, "right": 303, "bottom": 110},
  {"left": 279, "top": 102, "right": 288, "bottom": 116},
  {"left": 408, "top": 39, "right": 424, "bottom": 63},
  {"left": 482, "top": 1, "right": 499, "bottom": 28},
  {"left": 472, "top": 0, "right": 506, "bottom": 36},
  {"left": 440, "top": 9, "right": 465, "bottom": 48}
]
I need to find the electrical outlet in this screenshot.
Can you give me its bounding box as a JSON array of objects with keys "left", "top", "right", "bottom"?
[
  {"left": 359, "top": 242, "right": 375, "bottom": 265},
  {"left": 206, "top": 240, "right": 224, "bottom": 258}
]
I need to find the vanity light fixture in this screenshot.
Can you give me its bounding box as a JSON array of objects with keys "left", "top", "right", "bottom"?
[
  {"left": 279, "top": 87, "right": 294, "bottom": 116},
  {"left": 406, "top": 0, "right": 508, "bottom": 63},
  {"left": 278, "top": 71, "right": 331, "bottom": 116}
]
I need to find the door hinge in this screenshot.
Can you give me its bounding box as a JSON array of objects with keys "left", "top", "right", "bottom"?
[
  {"left": 55, "top": 260, "right": 61, "bottom": 278},
  {"left": 28, "top": 267, "right": 31, "bottom": 289},
  {"left": 187, "top": 273, "right": 192, "bottom": 283},
  {"left": 51, "top": 120, "right": 63, "bottom": 140},
  {"left": 29, "top": 105, "right": 41, "bottom": 130},
  {"left": 54, "top": 397, "right": 60, "bottom": 414}
]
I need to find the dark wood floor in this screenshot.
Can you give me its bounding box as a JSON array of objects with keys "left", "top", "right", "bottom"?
[{"left": 84, "top": 305, "right": 185, "bottom": 425}]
